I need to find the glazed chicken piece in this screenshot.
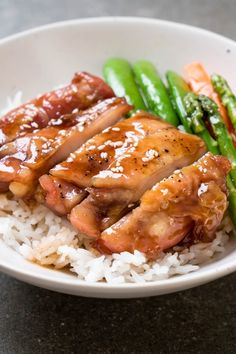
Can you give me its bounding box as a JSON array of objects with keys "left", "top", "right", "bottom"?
[
  {"left": 50, "top": 111, "right": 171, "bottom": 187},
  {"left": 0, "top": 97, "right": 130, "bottom": 197},
  {"left": 0, "top": 72, "right": 114, "bottom": 147},
  {"left": 96, "top": 153, "right": 230, "bottom": 259},
  {"left": 69, "top": 115, "right": 206, "bottom": 237},
  {"left": 40, "top": 112, "right": 170, "bottom": 214}
]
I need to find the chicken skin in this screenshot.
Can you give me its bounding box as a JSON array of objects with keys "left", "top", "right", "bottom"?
[
  {"left": 50, "top": 112, "right": 169, "bottom": 187},
  {"left": 0, "top": 72, "right": 114, "bottom": 147},
  {"left": 0, "top": 97, "right": 130, "bottom": 197},
  {"left": 69, "top": 114, "right": 206, "bottom": 237},
  {"left": 96, "top": 153, "right": 230, "bottom": 259},
  {"left": 40, "top": 112, "right": 171, "bottom": 215}
]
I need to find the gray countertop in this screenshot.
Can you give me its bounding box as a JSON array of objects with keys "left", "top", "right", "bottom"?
[{"left": 1, "top": 1, "right": 236, "bottom": 353}]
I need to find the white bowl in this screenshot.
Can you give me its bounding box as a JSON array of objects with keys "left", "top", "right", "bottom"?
[{"left": 0, "top": 17, "right": 236, "bottom": 298}]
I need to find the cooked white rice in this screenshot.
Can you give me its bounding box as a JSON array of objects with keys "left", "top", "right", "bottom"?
[{"left": 0, "top": 94, "right": 234, "bottom": 284}]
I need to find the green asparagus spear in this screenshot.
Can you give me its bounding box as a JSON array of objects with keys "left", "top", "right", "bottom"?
[
  {"left": 197, "top": 94, "right": 236, "bottom": 186},
  {"left": 211, "top": 74, "right": 236, "bottom": 130},
  {"left": 103, "top": 58, "right": 147, "bottom": 112},
  {"left": 133, "top": 61, "right": 179, "bottom": 126},
  {"left": 184, "top": 93, "right": 219, "bottom": 155},
  {"left": 166, "top": 71, "right": 192, "bottom": 133},
  {"left": 184, "top": 93, "right": 236, "bottom": 226}
]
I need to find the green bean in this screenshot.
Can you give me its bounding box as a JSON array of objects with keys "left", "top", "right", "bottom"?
[
  {"left": 103, "top": 58, "right": 147, "bottom": 112},
  {"left": 133, "top": 60, "right": 179, "bottom": 125},
  {"left": 166, "top": 71, "right": 192, "bottom": 133}
]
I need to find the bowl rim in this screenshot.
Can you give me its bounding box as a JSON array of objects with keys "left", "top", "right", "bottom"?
[
  {"left": 0, "top": 16, "right": 236, "bottom": 293},
  {"left": 1, "top": 242, "right": 236, "bottom": 291},
  {"left": 0, "top": 16, "right": 236, "bottom": 47}
]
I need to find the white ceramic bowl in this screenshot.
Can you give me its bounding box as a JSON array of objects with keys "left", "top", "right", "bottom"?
[{"left": 0, "top": 17, "right": 236, "bottom": 298}]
